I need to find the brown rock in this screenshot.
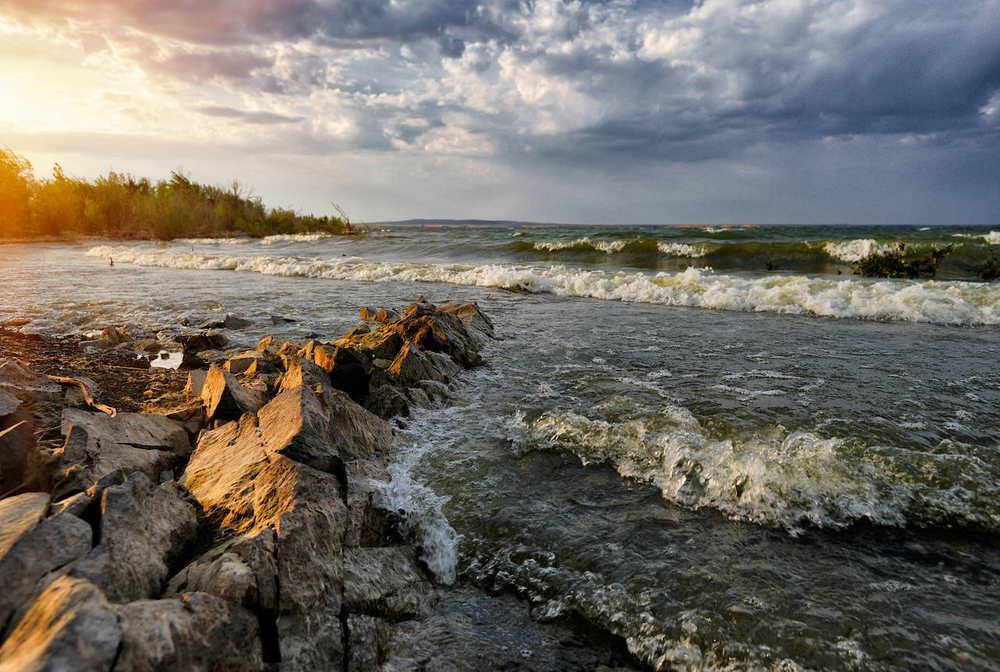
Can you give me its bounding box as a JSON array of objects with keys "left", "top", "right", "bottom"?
[
  {"left": 0, "top": 418, "right": 48, "bottom": 498},
  {"left": 70, "top": 473, "right": 197, "bottom": 603},
  {"left": 201, "top": 365, "right": 267, "bottom": 422},
  {"left": 385, "top": 308, "right": 483, "bottom": 367},
  {"left": 387, "top": 342, "right": 447, "bottom": 387},
  {"left": 342, "top": 546, "right": 433, "bottom": 619},
  {"left": 0, "top": 389, "right": 20, "bottom": 417},
  {"left": 0, "top": 577, "right": 121, "bottom": 672}
]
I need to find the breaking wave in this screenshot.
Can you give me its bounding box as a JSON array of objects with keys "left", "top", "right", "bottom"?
[
  {"left": 88, "top": 245, "right": 1000, "bottom": 325},
  {"left": 512, "top": 410, "right": 1000, "bottom": 535}
]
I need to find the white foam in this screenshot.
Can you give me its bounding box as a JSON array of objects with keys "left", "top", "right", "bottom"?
[
  {"left": 656, "top": 241, "right": 706, "bottom": 257},
  {"left": 86, "top": 245, "right": 1000, "bottom": 325},
  {"left": 822, "top": 239, "right": 892, "bottom": 262}
]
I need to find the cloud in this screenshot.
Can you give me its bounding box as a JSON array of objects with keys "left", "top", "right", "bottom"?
[{"left": 195, "top": 106, "right": 305, "bottom": 125}]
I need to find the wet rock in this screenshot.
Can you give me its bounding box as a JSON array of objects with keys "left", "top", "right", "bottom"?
[
  {"left": 387, "top": 342, "right": 448, "bottom": 387},
  {"left": 269, "top": 315, "right": 296, "bottom": 325},
  {"left": 174, "top": 331, "right": 228, "bottom": 353},
  {"left": 0, "top": 494, "right": 92, "bottom": 639},
  {"left": 0, "top": 389, "right": 23, "bottom": 418},
  {"left": 55, "top": 409, "right": 191, "bottom": 498},
  {"left": 418, "top": 379, "right": 452, "bottom": 404},
  {"left": 0, "top": 419, "right": 48, "bottom": 498},
  {"left": 201, "top": 365, "right": 267, "bottom": 422},
  {"left": 0, "top": 577, "right": 121, "bottom": 672},
  {"left": 167, "top": 551, "right": 258, "bottom": 608},
  {"left": 70, "top": 473, "right": 197, "bottom": 603},
  {"left": 117, "top": 592, "right": 263, "bottom": 671},
  {"left": 347, "top": 615, "right": 393, "bottom": 671},
  {"left": 342, "top": 546, "right": 433, "bottom": 620},
  {"left": 343, "top": 324, "right": 370, "bottom": 339},
  {"left": 436, "top": 299, "right": 496, "bottom": 338},
  {"left": 363, "top": 385, "right": 411, "bottom": 419},
  {"left": 386, "top": 305, "right": 484, "bottom": 367},
  {"left": 360, "top": 307, "right": 402, "bottom": 324}
]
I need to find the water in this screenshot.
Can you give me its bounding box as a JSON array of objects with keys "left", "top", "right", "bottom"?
[{"left": 2, "top": 225, "right": 999, "bottom": 670}]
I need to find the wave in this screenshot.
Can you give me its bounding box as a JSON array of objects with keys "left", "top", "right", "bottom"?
[
  {"left": 87, "top": 245, "right": 1000, "bottom": 325},
  {"left": 519, "top": 236, "right": 707, "bottom": 258},
  {"left": 512, "top": 409, "right": 1000, "bottom": 535},
  {"left": 173, "top": 232, "right": 332, "bottom": 246}
]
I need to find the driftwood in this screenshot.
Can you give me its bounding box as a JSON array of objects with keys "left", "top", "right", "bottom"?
[{"left": 46, "top": 375, "right": 117, "bottom": 417}]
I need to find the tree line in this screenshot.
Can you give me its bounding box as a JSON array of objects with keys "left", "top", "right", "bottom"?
[{"left": 0, "top": 145, "right": 355, "bottom": 240}]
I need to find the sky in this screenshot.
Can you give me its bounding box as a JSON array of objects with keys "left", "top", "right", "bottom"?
[{"left": 1, "top": 0, "right": 998, "bottom": 225}]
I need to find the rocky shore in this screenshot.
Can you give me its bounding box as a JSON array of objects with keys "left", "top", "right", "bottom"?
[{"left": 0, "top": 299, "right": 635, "bottom": 671}]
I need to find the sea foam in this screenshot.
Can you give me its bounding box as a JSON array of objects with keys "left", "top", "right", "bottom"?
[{"left": 87, "top": 245, "right": 1000, "bottom": 325}]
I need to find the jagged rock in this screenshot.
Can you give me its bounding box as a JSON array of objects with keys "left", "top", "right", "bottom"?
[
  {"left": 55, "top": 409, "right": 191, "bottom": 498},
  {"left": 360, "top": 330, "right": 405, "bottom": 361},
  {"left": 345, "top": 461, "right": 393, "bottom": 549},
  {"left": 343, "top": 324, "right": 370, "bottom": 339},
  {"left": 168, "top": 551, "right": 257, "bottom": 608},
  {"left": 436, "top": 300, "right": 496, "bottom": 338},
  {"left": 174, "top": 331, "right": 228, "bottom": 353},
  {"left": 386, "top": 306, "right": 484, "bottom": 367},
  {"left": 324, "top": 347, "right": 371, "bottom": 401},
  {"left": 342, "top": 546, "right": 433, "bottom": 620},
  {"left": 0, "top": 419, "right": 48, "bottom": 498},
  {"left": 387, "top": 342, "right": 448, "bottom": 387},
  {"left": 279, "top": 356, "right": 331, "bottom": 392},
  {"left": 358, "top": 306, "right": 401, "bottom": 324},
  {"left": 69, "top": 473, "right": 197, "bottom": 603},
  {"left": 418, "top": 380, "right": 452, "bottom": 404},
  {"left": 348, "top": 615, "right": 393, "bottom": 672},
  {"left": 117, "top": 592, "right": 264, "bottom": 671},
  {"left": 225, "top": 351, "right": 266, "bottom": 376},
  {"left": 0, "top": 494, "right": 92, "bottom": 640},
  {"left": 0, "top": 577, "right": 121, "bottom": 672},
  {"left": 201, "top": 365, "right": 267, "bottom": 422}
]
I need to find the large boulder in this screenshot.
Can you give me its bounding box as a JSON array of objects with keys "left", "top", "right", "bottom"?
[
  {"left": 70, "top": 473, "right": 197, "bottom": 603},
  {"left": 0, "top": 493, "right": 92, "bottom": 636},
  {"left": 174, "top": 331, "right": 228, "bottom": 353},
  {"left": 116, "top": 592, "right": 264, "bottom": 671},
  {"left": 342, "top": 546, "right": 433, "bottom": 620},
  {"left": 55, "top": 409, "right": 191, "bottom": 498},
  {"left": 0, "top": 577, "right": 121, "bottom": 672},
  {"left": 436, "top": 300, "right": 496, "bottom": 338},
  {"left": 387, "top": 342, "right": 448, "bottom": 387}
]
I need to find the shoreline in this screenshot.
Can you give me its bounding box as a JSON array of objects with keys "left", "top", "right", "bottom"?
[{"left": 0, "top": 300, "right": 640, "bottom": 670}]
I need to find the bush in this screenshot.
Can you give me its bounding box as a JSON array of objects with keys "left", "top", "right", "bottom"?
[{"left": 0, "top": 148, "right": 359, "bottom": 240}]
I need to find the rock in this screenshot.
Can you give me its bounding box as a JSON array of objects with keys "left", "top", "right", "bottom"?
[
  {"left": 0, "top": 577, "right": 121, "bottom": 672},
  {"left": 342, "top": 546, "right": 433, "bottom": 620},
  {"left": 269, "top": 315, "right": 296, "bottom": 325},
  {"left": 225, "top": 350, "right": 267, "bottom": 376},
  {"left": 316, "top": 346, "right": 371, "bottom": 401},
  {"left": 55, "top": 409, "right": 191, "bottom": 498},
  {"left": 360, "top": 330, "right": 405, "bottom": 361},
  {"left": 363, "top": 385, "right": 411, "bottom": 419},
  {"left": 0, "top": 318, "right": 31, "bottom": 328},
  {"left": 360, "top": 307, "right": 401, "bottom": 324},
  {"left": 117, "top": 592, "right": 264, "bottom": 671},
  {"left": 0, "top": 359, "right": 63, "bottom": 412},
  {"left": 343, "top": 324, "right": 370, "bottom": 339},
  {"left": 201, "top": 365, "right": 267, "bottom": 422},
  {"left": 178, "top": 350, "right": 207, "bottom": 371},
  {"left": 436, "top": 299, "right": 496, "bottom": 338},
  {"left": 100, "top": 326, "right": 128, "bottom": 345},
  {"left": 387, "top": 342, "right": 447, "bottom": 387},
  {"left": 279, "top": 355, "right": 332, "bottom": 392},
  {"left": 347, "top": 615, "right": 393, "bottom": 672},
  {"left": 184, "top": 369, "right": 208, "bottom": 398},
  {"left": 174, "top": 331, "right": 228, "bottom": 353},
  {"left": 224, "top": 314, "right": 253, "bottom": 330},
  {"left": 135, "top": 338, "right": 162, "bottom": 353},
  {"left": 0, "top": 494, "right": 93, "bottom": 638},
  {"left": 418, "top": 379, "right": 452, "bottom": 404},
  {"left": 386, "top": 306, "right": 484, "bottom": 367},
  {"left": 70, "top": 473, "right": 197, "bottom": 603},
  {"left": 0, "top": 419, "right": 48, "bottom": 498},
  {"left": 168, "top": 551, "right": 258, "bottom": 608},
  {"left": 257, "top": 384, "right": 391, "bottom": 473},
  {"left": 62, "top": 376, "right": 98, "bottom": 409}
]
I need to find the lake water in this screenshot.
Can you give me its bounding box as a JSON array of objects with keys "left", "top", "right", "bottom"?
[{"left": 2, "top": 224, "right": 999, "bottom": 670}]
